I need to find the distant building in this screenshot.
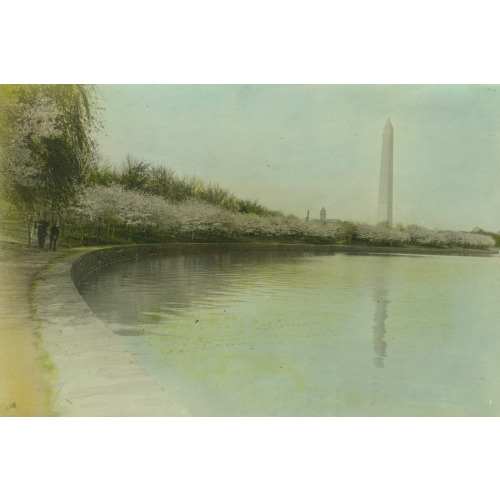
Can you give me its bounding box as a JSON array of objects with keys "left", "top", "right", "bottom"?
[
  {"left": 305, "top": 210, "right": 310, "bottom": 223},
  {"left": 320, "top": 207, "right": 326, "bottom": 223}
]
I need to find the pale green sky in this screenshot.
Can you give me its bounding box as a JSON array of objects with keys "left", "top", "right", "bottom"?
[{"left": 96, "top": 85, "right": 500, "bottom": 232}]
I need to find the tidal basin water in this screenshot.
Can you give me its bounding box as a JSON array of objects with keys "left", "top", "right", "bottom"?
[{"left": 79, "top": 251, "right": 500, "bottom": 416}]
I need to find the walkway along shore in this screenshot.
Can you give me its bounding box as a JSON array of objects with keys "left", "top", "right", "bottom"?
[
  {"left": 0, "top": 243, "right": 58, "bottom": 416},
  {"left": 1, "top": 242, "right": 497, "bottom": 417},
  {"left": 34, "top": 248, "right": 192, "bottom": 417}
]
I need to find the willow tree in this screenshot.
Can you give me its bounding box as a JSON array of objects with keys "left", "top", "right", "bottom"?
[{"left": 0, "top": 84, "right": 99, "bottom": 244}]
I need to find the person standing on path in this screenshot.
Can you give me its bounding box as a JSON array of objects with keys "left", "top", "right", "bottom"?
[
  {"left": 49, "top": 224, "right": 59, "bottom": 251},
  {"left": 37, "top": 220, "right": 49, "bottom": 249}
]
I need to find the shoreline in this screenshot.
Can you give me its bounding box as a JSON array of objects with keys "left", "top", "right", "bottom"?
[
  {"left": 1, "top": 241, "right": 498, "bottom": 417},
  {"left": 35, "top": 248, "right": 192, "bottom": 416}
]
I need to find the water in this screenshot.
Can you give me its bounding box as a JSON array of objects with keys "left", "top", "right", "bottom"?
[{"left": 79, "top": 250, "right": 500, "bottom": 416}]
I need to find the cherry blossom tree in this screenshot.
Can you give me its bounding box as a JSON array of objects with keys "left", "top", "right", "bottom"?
[
  {"left": 439, "top": 230, "right": 494, "bottom": 249},
  {"left": 70, "top": 185, "right": 180, "bottom": 242},
  {"left": 404, "top": 225, "right": 444, "bottom": 246},
  {"left": 0, "top": 93, "right": 61, "bottom": 244},
  {"left": 235, "top": 213, "right": 274, "bottom": 238},
  {"left": 356, "top": 223, "right": 410, "bottom": 246},
  {"left": 0, "top": 85, "right": 99, "bottom": 245},
  {"left": 175, "top": 200, "right": 237, "bottom": 240}
]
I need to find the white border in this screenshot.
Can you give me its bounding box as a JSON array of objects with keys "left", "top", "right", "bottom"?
[{"left": 2, "top": 1, "right": 500, "bottom": 499}]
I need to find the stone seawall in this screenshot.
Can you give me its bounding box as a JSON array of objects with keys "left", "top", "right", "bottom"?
[{"left": 35, "top": 247, "right": 194, "bottom": 416}]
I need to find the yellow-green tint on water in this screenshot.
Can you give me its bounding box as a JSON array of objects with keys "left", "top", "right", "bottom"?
[{"left": 79, "top": 251, "right": 500, "bottom": 416}]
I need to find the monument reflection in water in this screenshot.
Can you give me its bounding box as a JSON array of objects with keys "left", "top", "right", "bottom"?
[
  {"left": 371, "top": 255, "right": 392, "bottom": 369},
  {"left": 373, "top": 286, "right": 388, "bottom": 369},
  {"left": 80, "top": 251, "right": 500, "bottom": 416}
]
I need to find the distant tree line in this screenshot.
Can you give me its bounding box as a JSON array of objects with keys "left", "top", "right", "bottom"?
[{"left": 84, "top": 155, "right": 279, "bottom": 217}]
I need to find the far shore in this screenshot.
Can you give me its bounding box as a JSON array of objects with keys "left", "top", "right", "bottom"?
[{"left": 0, "top": 239, "right": 498, "bottom": 416}]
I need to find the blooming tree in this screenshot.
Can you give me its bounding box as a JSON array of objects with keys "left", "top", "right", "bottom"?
[
  {"left": 0, "top": 85, "right": 98, "bottom": 245},
  {"left": 175, "top": 200, "right": 237, "bottom": 239},
  {"left": 63, "top": 185, "right": 497, "bottom": 250}
]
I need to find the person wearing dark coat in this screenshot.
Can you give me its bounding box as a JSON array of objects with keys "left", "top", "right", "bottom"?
[
  {"left": 37, "top": 220, "right": 50, "bottom": 249},
  {"left": 49, "top": 224, "right": 60, "bottom": 251}
]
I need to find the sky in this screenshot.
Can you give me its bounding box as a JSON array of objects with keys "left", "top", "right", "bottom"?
[{"left": 95, "top": 84, "right": 500, "bottom": 232}]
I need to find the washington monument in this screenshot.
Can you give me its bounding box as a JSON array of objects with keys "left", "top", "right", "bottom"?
[{"left": 377, "top": 119, "right": 393, "bottom": 225}]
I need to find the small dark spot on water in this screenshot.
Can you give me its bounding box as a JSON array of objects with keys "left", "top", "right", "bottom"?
[{"left": 6, "top": 402, "right": 16, "bottom": 410}]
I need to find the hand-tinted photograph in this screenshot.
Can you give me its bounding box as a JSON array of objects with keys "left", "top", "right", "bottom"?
[{"left": 1, "top": 84, "right": 499, "bottom": 416}]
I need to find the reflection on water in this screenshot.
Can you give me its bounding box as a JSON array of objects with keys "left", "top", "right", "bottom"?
[
  {"left": 370, "top": 257, "right": 391, "bottom": 369},
  {"left": 79, "top": 251, "right": 500, "bottom": 416},
  {"left": 82, "top": 252, "right": 304, "bottom": 337},
  {"left": 373, "top": 288, "right": 388, "bottom": 368}
]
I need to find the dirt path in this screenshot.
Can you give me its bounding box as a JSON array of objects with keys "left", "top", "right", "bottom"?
[{"left": 0, "top": 241, "right": 60, "bottom": 416}]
